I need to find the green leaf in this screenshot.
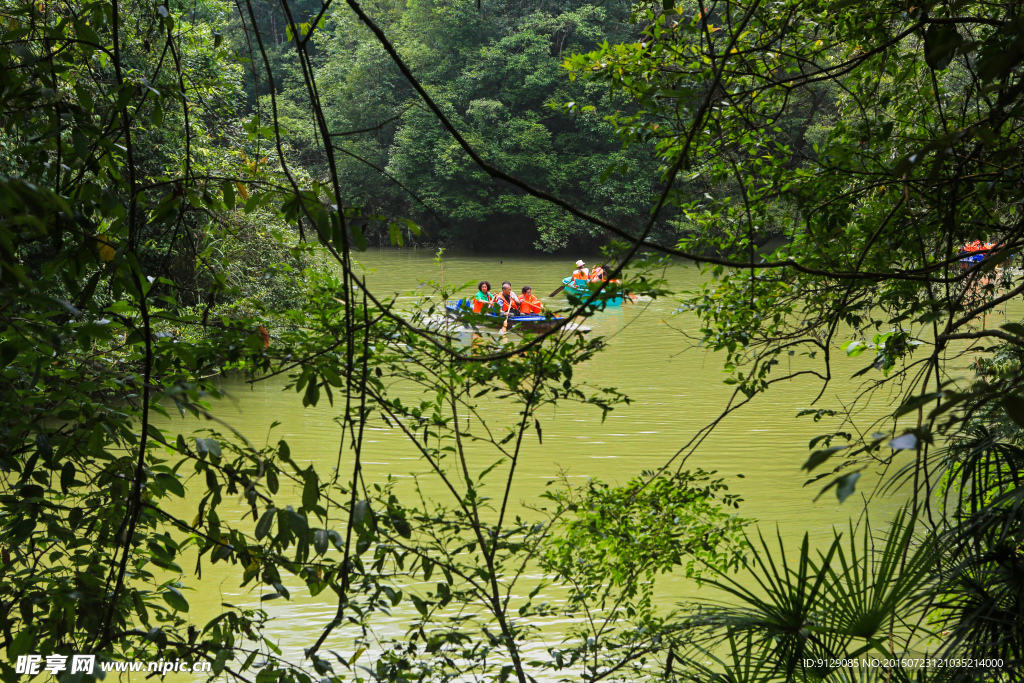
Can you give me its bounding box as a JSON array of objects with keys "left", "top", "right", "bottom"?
[
  {"left": 132, "top": 590, "right": 150, "bottom": 625},
  {"left": 36, "top": 432, "right": 53, "bottom": 460},
  {"left": 196, "top": 438, "right": 221, "bottom": 458},
  {"left": 350, "top": 223, "right": 368, "bottom": 251},
  {"left": 410, "top": 593, "right": 428, "bottom": 616},
  {"left": 352, "top": 499, "right": 369, "bottom": 528},
  {"left": 243, "top": 193, "right": 260, "bottom": 213},
  {"left": 889, "top": 433, "right": 917, "bottom": 451},
  {"left": 151, "top": 101, "right": 164, "bottom": 127},
  {"left": 288, "top": 511, "right": 308, "bottom": 537},
  {"left": 313, "top": 529, "right": 328, "bottom": 556},
  {"left": 302, "top": 470, "right": 319, "bottom": 509},
  {"left": 802, "top": 445, "right": 847, "bottom": 472},
  {"left": 60, "top": 461, "right": 76, "bottom": 493},
  {"left": 303, "top": 375, "right": 320, "bottom": 407},
  {"left": 162, "top": 587, "right": 189, "bottom": 612},
  {"left": 400, "top": 217, "right": 421, "bottom": 235},
  {"left": 72, "top": 129, "right": 90, "bottom": 160},
  {"left": 924, "top": 24, "right": 963, "bottom": 71},
  {"left": 843, "top": 340, "right": 868, "bottom": 357},
  {"left": 211, "top": 543, "right": 232, "bottom": 562},
  {"left": 146, "top": 423, "right": 167, "bottom": 445},
  {"left": 1001, "top": 323, "right": 1024, "bottom": 338},
  {"left": 815, "top": 470, "right": 863, "bottom": 503},
  {"left": 383, "top": 586, "right": 402, "bottom": 606},
  {"left": 222, "top": 180, "right": 235, "bottom": 211},
  {"left": 158, "top": 473, "right": 185, "bottom": 498},
  {"left": 255, "top": 509, "right": 276, "bottom": 540},
  {"left": 894, "top": 391, "right": 945, "bottom": 418},
  {"left": 212, "top": 649, "right": 231, "bottom": 675},
  {"left": 8, "top": 628, "right": 34, "bottom": 657},
  {"left": 331, "top": 214, "right": 345, "bottom": 251},
  {"left": 1002, "top": 395, "right": 1024, "bottom": 429},
  {"left": 392, "top": 515, "right": 412, "bottom": 539},
  {"left": 75, "top": 19, "right": 100, "bottom": 45},
  {"left": 835, "top": 472, "right": 860, "bottom": 503},
  {"left": 388, "top": 222, "right": 403, "bottom": 247}
]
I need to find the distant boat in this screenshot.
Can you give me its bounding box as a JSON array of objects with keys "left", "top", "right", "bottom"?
[
  {"left": 560, "top": 277, "right": 624, "bottom": 306},
  {"left": 957, "top": 241, "right": 1011, "bottom": 266},
  {"left": 444, "top": 299, "right": 581, "bottom": 333},
  {"left": 959, "top": 252, "right": 986, "bottom": 263}
]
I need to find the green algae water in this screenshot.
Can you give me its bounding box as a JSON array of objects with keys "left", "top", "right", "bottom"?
[{"left": 151, "top": 249, "right": 1014, "bottom": 679}]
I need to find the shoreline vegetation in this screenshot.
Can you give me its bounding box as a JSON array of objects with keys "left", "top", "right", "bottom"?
[{"left": 3, "top": 0, "right": 1024, "bottom": 681}]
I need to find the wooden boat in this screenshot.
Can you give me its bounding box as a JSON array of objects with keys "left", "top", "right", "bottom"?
[
  {"left": 560, "top": 277, "right": 624, "bottom": 306},
  {"left": 445, "top": 299, "right": 572, "bottom": 333}
]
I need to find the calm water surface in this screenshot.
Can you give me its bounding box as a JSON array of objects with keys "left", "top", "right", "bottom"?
[{"left": 153, "top": 249, "right": 1009, "bottom": 678}]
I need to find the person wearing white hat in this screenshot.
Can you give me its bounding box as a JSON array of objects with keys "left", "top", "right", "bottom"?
[{"left": 572, "top": 259, "right": 589, "bottom": 282}]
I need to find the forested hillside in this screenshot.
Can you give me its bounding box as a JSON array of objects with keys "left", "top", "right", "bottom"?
[{"left": 233, "top": 0, "right": 662, "bottom": 251}]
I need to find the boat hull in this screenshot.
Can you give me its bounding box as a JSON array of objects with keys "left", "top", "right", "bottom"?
[
  {"left": 445, "top": 300, "right": 568, "bottom": 333},
  {"left": 561, "top": 278, "right": 623, "bottom": 306}
]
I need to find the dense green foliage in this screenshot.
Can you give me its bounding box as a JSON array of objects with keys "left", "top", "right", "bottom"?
[
  {"left": 567, "top": 0, "right": 1024, "bottom": 679},
  {"left": 266, "top": 0, "right": 663, "bottom": 250},
  {"left": 0, "top": 1, "right": 739, "bottom": 682}
]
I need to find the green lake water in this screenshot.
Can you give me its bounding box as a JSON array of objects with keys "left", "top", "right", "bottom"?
[{"left": 151, "top": 249, "right": 1008, "bottom": 679}]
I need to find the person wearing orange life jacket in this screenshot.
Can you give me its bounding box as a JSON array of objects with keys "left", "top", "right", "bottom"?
[
  {"left": 471, "top": 280, "right": 495, "bottom": 313},
  {"left": 495, "top": 281, "right": 521, "bottom": 315},
  {"left": 571, "top": 259, "right": 589, "bottom": 283},
  {"left": 519, "top": 286, "right": 544, "bottom": 314},
  {"left": 588, "top": 264, "right": 637, "bottom": 301}
]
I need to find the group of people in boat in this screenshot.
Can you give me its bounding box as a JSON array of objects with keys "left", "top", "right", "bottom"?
[
  {"left": 569, "top": 259, "right": 617, "bottom": 284},
  {"left": 959, "top": 240, "right": 1009, "bottom": 266},
  {"left": 472, "top": 281, "right": 545, "bottom": 316},
  {"left": 961, "top": 240, "right": 996, "bottom": 258},
  {"left": 470, "top": 259, "right": 620, "bottom": 317}
]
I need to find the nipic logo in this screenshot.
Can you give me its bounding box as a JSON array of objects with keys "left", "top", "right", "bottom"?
[
  {"left": 15, "top": 655, "right": 94, "bottom": 675},
  {"left": 15, "top": 654, "right": 212, "bottom": 676}
]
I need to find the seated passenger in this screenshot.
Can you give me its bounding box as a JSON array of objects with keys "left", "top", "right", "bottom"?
[
  {"left": 572, "top": 259, "right": 589, "bottom": 283},
  {"left": 519, "top": 286, "right": 544, "bottom": 314},
  {"left": 495, "top": 281, "right": 520, "bottom": 315},
  {"left": 472, "top": 281, "right": 494, "bottom": 312},
  {"left": 589, "top": 264, "right": 606, "bottom": 282}
]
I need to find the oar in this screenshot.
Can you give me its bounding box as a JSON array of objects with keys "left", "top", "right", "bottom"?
[
  {"left": 501, "top": 310, "right": 510, "bottom": 334},
  {"left": 549, "top": 285, "right": 565, "bottom": 297}
]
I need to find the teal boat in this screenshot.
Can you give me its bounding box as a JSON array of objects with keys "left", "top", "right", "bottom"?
[{"left": 561, "top": 277, "right": 624, "bottom": 306}]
